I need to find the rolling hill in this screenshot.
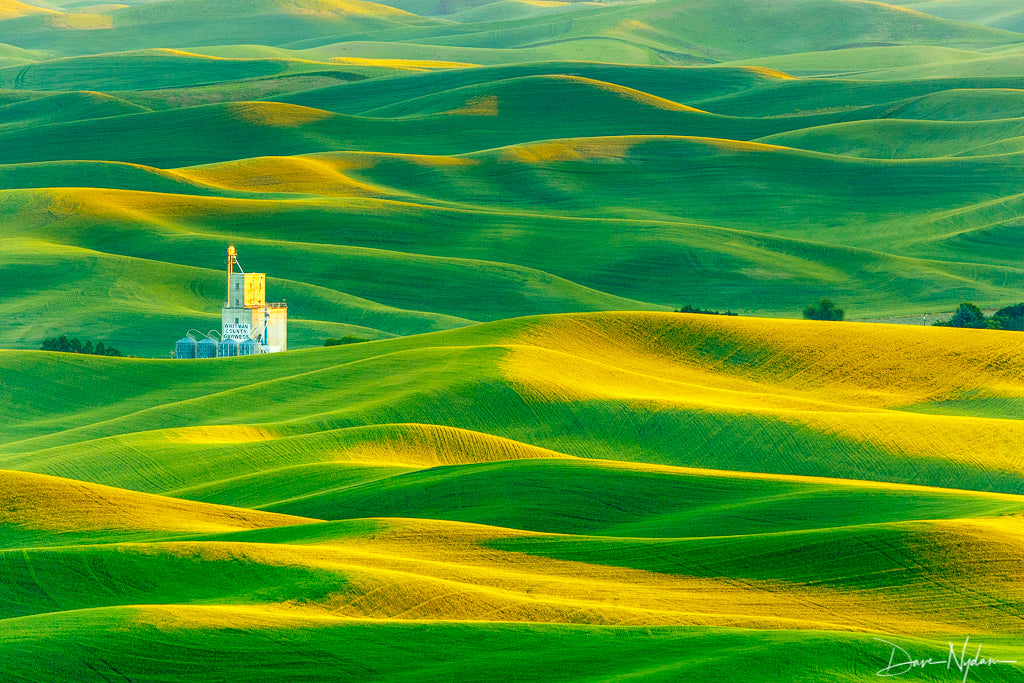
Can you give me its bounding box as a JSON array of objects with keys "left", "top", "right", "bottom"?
[
  {"left": 1, "top": 36, "right": 1024, "bottom": 357},
  {"left": 0, "top": 0, "right": 441, "bottom": 55},
  {"left": 3, "top": 312, "right": 1024, "bottom": 680},
  {"left": 4, "top": 0, "right": 1024, "bottom": 679},
  {"left": 6, "top": 127, "right": 1024, "bottom": 356},
  {"left": 907, "top": 0, "right": 1024, "bottom": 33}
]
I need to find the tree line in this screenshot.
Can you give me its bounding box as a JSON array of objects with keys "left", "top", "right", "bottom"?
[
  {"left": 800, "top": 299, "right": 1024, "bottom": 329},
  {"left": 674, "top": 305, "right": 737, "bottom": 316},
  {"left": 40, "top": 335, "right": 123, "bottom": 356},
  {"left": 934, "top": 303, "right": 1024, "bottom": 330}
]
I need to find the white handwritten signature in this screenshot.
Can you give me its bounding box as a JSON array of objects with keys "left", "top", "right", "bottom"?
[{"left": 876, "top": 637, "right": 1018, "bottom": 682}]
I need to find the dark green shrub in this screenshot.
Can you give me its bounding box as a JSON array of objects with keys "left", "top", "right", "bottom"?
[
  {"left": 675, "top": 305, "right": 737, "bottom": 316},
  {"left": 802, "top": 298, "right": 844, "bottom": 321},
  {"left": 325, "top": 336, "right": 368, "bottom": 346}
]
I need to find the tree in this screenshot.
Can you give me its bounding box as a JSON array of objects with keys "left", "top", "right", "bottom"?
[
  {"left": 936, "top": 302, "right": 987, "bottom": 329},
  {"left": 802, "top": 298, "right": 844, "bottom": 321},
  {"left": 42, "top": 334, "right": 72, "bottom": 352},
  {"left": 991, "top": 303, "right": 1024, "bottom": 331}
]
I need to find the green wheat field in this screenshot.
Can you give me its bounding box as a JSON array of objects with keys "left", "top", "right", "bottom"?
[{"left": 2, "top": 0, "right": 1024, "bottom": 679}]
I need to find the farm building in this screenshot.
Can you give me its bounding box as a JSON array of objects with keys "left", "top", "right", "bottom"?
[{"left": 174, "top": 245, "right": 287, "bottom": 358}]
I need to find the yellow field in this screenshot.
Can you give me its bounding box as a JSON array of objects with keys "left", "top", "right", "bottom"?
[
  {"left": 0, "top": 470, "right": 310, "bottom": 534},
  {"left": 502, "top": 313, "right": 1024, "bottom": 473},
  {"left": 0, "top": 0, "right": 54, "bottom": 19}
]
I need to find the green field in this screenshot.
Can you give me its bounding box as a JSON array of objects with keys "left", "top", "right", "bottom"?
[
  {"left": 5, "top": 38, "right": 1024, "bottom": 355},
  {"left": 3, "top": 0, "right": 1024, "bottom": 679},
  {"left": 4, "top": 313, "right": 1024, "bottom": 679}
]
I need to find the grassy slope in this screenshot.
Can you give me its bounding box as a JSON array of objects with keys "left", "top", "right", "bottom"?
[
  {"left": 0, "top": 204, "right": 664, "bottom": 354},
  {"left": 12, "top": 609, "right": 1020, "bottom": 683},
  {"left": 757, "top": 117, "right": 1024, "bottom": 159},
  {"left": 1, "top": 0, "right": 1017, "bottom": 63},
  {"left": 3, "top": 3, "right": 1024, "bottom": 679},
  {"left": 298, "top": 37, "right": 678, "bottom": 65},
  {"left": 4, "top": 138, "right": 1024, "bottom": 354},
  {"left": 3, "top": 20, "right": 1024, "bottom": 354},
  {"left": 0, "top": 40, "right": 44, "bottom": 66},
  {"left": 856, "top": 52, "right": 1024, "bottom": 80},
  {"left": 3, "top": 315, "right": 1024, "bottom": 679},
  {"left": 719, "top": 45, "right": 989, "bottom": 75},
  {"left": 0, "top": 49, "right": 441, "bottom": 92},
  {"left": 908, "top": 0, "right": 1024, "bottom": 33},
  {"left": 0, "top": 0, "right": 55, "bottom": 20},
  {"left": 0, "top": 90, "right": 151, "bottom": 130},
  {"left": 8, "top": 78, "right": 1024, "bottom": 166},
  {"left": 0, "top": 50, "right": 286, "bottom": 90},
  {"left": 0, "top": 87, "right": 862, "bottom": 168},
  {"left": 275, "top": 62, "right": 791, "bottom": 112},
  {"left": 6, "top": 312, "right": 1024, "bottom": 492},
  {"left": 693, "top": 73, "right": 1024, "bottom": 116},
  {"left": 0, "top": 468, "right": 311, "bottom": 547},
  {"left": 337, "top": 0, "right": 1019, "bottom": 63},
  {"left": 0, "top": 0, "right": 442, "bottom": 55},
  {"left": 4, "top": 53, "right": 1024, "bottom": 355}
]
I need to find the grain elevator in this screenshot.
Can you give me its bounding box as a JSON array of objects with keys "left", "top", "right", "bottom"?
[{"left": 173, "top": 245, "right": 287, "bottom": 358}]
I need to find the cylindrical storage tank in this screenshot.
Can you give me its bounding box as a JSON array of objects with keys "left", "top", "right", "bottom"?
[
  {"left": 197, "top": 337, "right": 218, "bottom": 359},
  {"left": 239, "top": 338, "right": 260, "bottom": 356},
  {"left": 218, "top": 338, "right": 239, "bottom": 358},
  {"left": 175, "top": 337, "right": 197, "bottom": 359}
]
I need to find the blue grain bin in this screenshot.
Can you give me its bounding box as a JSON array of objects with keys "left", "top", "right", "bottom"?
[
  {"left": 218, "top": 338, "right": 239, "bottom": 357},
  {"left": 197, "top": 337, "right": 218, "bottom": 359},
  {"left": 239, "top": 338, "right": 260, "bottom": 356},
  {"left": 175, "top": 336, "right": 197, "bottom": 359}
]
